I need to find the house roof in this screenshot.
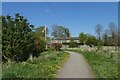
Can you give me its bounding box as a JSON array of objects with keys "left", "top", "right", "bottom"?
[{"left": 52, "top": 37, "right": 79, "bottom": 40}]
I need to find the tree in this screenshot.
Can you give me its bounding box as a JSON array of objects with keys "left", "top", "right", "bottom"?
[
  {"left": 118, "top": 28, "right": 120, "bottom": 46},
  {"left": 79, "top": 32, "right": 87, "bottom": 45},
  {"left": 69, "top": 38, "right": 78, "bottom": 48},
  {"left": 28, "top": 25, "right": 49, "bottom": 60},
  {"left": 35, "top": 26, "right": 48, "bottom": 38},
  {"left": 51, "top": 24, "right": 70, "bottom": 39},
  {"left": 86, "top": 35, "right": 97, "bottom": 46},
  {"left": 108, "top": 22, "right": 118, "bottom": 48},
  {"left": 0, "top": 16, "right": 2, "bottom": 44},
  {"left": 2, "top": 13, "right": 34, "bottom": 62},
  {"left": 31, "top": 26, "right": 49, "bottom": 59},
  {"left": 103, "top": 30, "right": 109, "bottom": 46},
  {"left": 64, "top": 28, "right": 70, "bottom": 45},
  {"left": 65, "top": 28, "right": 70, "bottom": 38},
  {"left": 95, "top": 24, "right": 103, "bottom": 50}
]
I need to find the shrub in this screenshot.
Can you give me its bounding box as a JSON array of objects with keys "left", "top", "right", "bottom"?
[
  {"left": 69, "top": 41, "right": 78, "bottom": 48},
  {"left": 51, "top": 42, "right": 62, "bottom": 51},
  {"left": 2, "top": 14, "right": 46, "bottom": 62},
  {"left": 2, "top": 14, "right": 34, "bottom": 62},
  {"left": 69, "top": 38, "right": 78, "bottom": 48}
]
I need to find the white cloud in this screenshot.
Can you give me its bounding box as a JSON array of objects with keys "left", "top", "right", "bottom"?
[{"left": 46, "top": 9, "right": 50, "bottom": 12}]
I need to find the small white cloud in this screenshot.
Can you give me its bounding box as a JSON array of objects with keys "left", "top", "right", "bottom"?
[{"left": 46, "top": 9, "right": 50, "bottom": 12}]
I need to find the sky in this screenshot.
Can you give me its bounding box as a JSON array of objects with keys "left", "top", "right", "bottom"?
[{"left": 2, "top": 2, "right": 118, "bottom": 37}]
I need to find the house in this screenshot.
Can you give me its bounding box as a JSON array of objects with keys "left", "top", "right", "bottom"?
[
  {"left": 51, "top": 37, "right": 80, "bottom": 44},
  {"left": 50, "top": 37, "right": 81, "bottom": 48}
]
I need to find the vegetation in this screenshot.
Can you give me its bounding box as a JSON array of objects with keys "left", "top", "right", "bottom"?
[
  {"left": 78, "top": 22, "right": 118, "bottom": 50},
  {"left": 51, "top": 24, "right": 70, "bottom": 39},
  {"left": 78, "top": 33, "right": 97, "bottom": 47},
  {"left": 69, "top": 38, "right": 78, "bottom": 48},
  {"left": 0, "top": 16, "right": 1, "bottom": 48},
  {"left": 2, "top": 13, "right": 71, "bottom": 79},
  {"left": 1, "top": 13, "right": 119, "bottom": 79},
  {"left": 96, "top": 23, "right": 118, "bottom": 48},
  {"left": 81, "top": 51, "right": 118, "bottom": 78},
  {"left": 51, "top": 42, "right": 62, "bottom": 51},
  {"left": 31, "top": 26, "right": 48, "bottom": 59},
  {"left": 2, "top": 14, "right": 34, "bottom": 62},
  {"left": 79, "top": 32, "right": 87, "bottom": 45},
  {"left": 0, "top": 16, "right": 1, "bottom": 44},
  {"left": 64, "top": 48, "right": 118, "bottom": 78},
  {"left": 2, "top": 51, "right": 70, "bottom": 78},
  {"left": 95, "top": 24, "right": 103, "bottom": 50},
  {"left": 85, "top": 35, "right": 97, "bottom": 46},
  {"left": 2, "top": 14, "right": 49, "bottom": 62}
]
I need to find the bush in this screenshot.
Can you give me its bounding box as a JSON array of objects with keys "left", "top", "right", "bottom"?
[
  {"left": 69, "top": 38, "right": 78, "bottom": 48},
  {"left": 2, "top": 14, "right": 34, "bottom": 62},
  {"left": 32, "top": 37, "right": 45, "bottom": 57},
  {"left": 2, "top": 14, "right": 46, "bottom": 62},
  {"left": 51, "top": 42, "right": 62, "bottom": 51},
  {"left": 69, "top": 41, "right": 78, "bottom": 48}
]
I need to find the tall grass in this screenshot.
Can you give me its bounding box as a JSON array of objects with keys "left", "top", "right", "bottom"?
[
  {"left": 2, "top": 51, "right": 70, "bottom": 78},
  {"left": 65, "top": 47, "right": 118, "bottom": 78}
]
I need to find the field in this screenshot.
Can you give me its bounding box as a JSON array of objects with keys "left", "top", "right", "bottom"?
[
  {"left": 2, "top": 51, "right": 70, "bottom": 78},
  {"left": 64, "top": 46, "right": 118, "bottom": 78}
]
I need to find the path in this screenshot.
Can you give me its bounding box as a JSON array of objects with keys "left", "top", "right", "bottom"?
[{"left": 55, "top": 51, "right": 95, "bottom": 78}]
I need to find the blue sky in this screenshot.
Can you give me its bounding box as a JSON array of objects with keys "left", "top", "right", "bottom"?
[{"left": 2, "top": 2, "right": 118, "bottom": 37}]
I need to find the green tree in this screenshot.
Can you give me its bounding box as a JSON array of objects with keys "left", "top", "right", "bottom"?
[
  {"left": 2, "top": 13, "right": 34, "bottom": 62},
  {"left": 29, "top": 26, "right": 48, "bottom": 60},
  {"left": 65, "top": 28, "right": 70, "bottom": 38},
  {"left": 32, "top": 26, "right": 46, "bottom": 51},
  {"left": 0, "top": 26, "right": 1, "bottom": 41},
  {"left": 51, "top": 24, "right": 70, "bottom": 39},
  {"left": 35, "top": 26, "right": 48, "bottom": 37},
  {"left": 86, "top": 35, "right": 97, "bottom": 46},
  {"left": 79, "top": 32, "right": 87, "bottom": 45},
  {"left": 69, "top": 38, "right": 78, "bottom": 48},
  {"left": 64, "top": 28, "right": 70, "bottom": 45}
]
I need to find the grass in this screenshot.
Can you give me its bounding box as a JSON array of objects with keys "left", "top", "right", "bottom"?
[
  {"left": 2, "top": 51, "right": 70, "bottom": 79},
  {"left": 64, "top": 47, "right": 118, "bottom": 78},
  {"left": 81, "top": 51, "right": 118, "bottom": 78}
]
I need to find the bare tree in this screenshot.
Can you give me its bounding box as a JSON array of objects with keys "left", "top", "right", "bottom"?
[
  {"left": 118, "top": 28, "right": 120, "bottom": 46},
  {"left": 103, "top": 29, "right": 109, "bottom": 46},
  {"left": 95, "top": 24, "right": 103, "bottom": 50},
  {"left": 108, "top": 22, "right": 118, "bottom": 49}
]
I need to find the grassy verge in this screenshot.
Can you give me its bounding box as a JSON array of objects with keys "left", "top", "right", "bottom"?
[
  {"left": 65, "top": 48, "right": 118, "bottom": 78},
  {"left": 2, "top": 51, "right": 70, "bottom": 78}
]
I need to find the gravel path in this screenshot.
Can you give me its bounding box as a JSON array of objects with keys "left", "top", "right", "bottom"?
[{"left": 55, "top": 51, "right": 95, "bottom": 78}]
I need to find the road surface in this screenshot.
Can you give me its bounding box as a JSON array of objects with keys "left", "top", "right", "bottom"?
[{"left": 55, "top": 51, "right": 95, "bottom": 78}]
